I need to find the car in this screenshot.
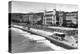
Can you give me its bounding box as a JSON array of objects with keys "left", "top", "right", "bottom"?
[{"left": 50, "top": 32, "right": 65, "bottom": 41}]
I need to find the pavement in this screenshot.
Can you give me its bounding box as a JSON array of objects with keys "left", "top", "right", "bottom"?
[{"left": 48, "top": 26, "right": 78, "bottom": 30}]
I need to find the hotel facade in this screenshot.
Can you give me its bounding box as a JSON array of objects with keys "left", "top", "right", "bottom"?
[{"left": 43, "top": 9, "right": 56, "bottom": 26}]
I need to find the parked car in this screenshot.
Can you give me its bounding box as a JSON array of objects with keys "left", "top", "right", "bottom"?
[{"left": 50, "top": 32, "right": 65, "bottom": 41}]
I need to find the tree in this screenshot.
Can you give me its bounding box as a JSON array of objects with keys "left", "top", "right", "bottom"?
[{"left": 29, "top": 14, "right": 41, "bottom": 25}]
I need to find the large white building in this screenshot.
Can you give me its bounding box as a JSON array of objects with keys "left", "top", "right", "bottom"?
[{"left": 43, "top": 9, "right": 56, "bottom": 26}]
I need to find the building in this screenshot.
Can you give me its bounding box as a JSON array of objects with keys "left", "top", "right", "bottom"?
[
  {"left": 21, "top": 12, "right": 43, "bottom": 25},
  {"left": 65, "top": 12, "right": 78, "bottom": 24},
  {"left": 22, "top": 15, "right": 29, "bottom": 23},
  {"left": 56, "top": 11, "right": 78, "bottom": 28},
  {"left": 43, "top": 9, "right": 56, "bottom": 26},
  {"left": 10, "top": 9, "right": 78, "bottom": 28},
  {"left": 56, "top": 11, "right": 65, "bottom": 26},
  {"left": 29, "top": 12, "right": 43, "bottom": 25},
  {"left": 64, "top": 11, "right": 78, "bottom": 28}
]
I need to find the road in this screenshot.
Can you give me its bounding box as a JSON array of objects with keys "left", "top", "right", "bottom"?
[
  {"left": 10, "top": 27, "right": 66, "bottom": 53},
  {"left": 29, "top": 28, "right": 77, "bottom": 49},
  {"left": 9, "top": 24, "right": 78, "bottom": 53}
]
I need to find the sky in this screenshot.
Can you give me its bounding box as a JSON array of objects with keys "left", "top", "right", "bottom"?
[{"left": 10, "top": 1, "right": 78, "bottom": 13}]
